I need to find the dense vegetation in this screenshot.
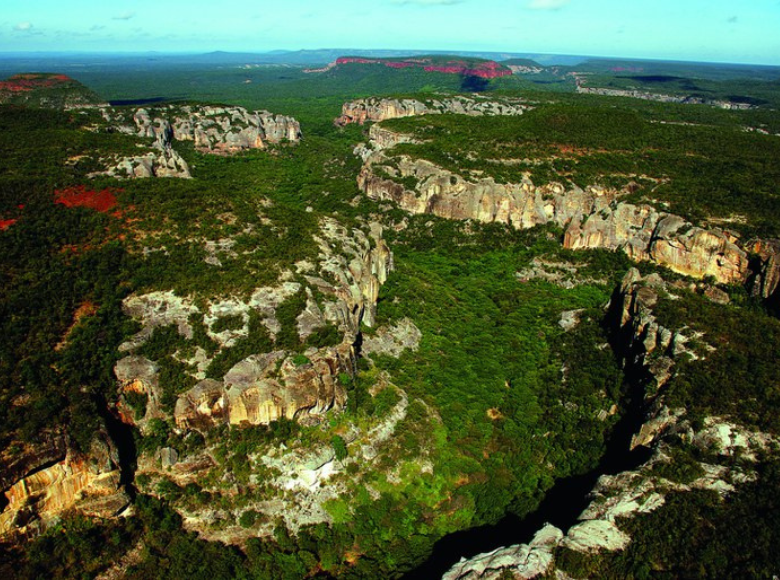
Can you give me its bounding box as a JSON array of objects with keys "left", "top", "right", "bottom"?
[
  {"left": 382, "top": 103, "right": 780, "bottom": 237},
  {"left": 1, "top": 59, "right": 780, "bottom": 579}
]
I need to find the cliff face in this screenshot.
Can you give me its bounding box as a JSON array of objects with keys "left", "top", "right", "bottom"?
[
  {"left": 91, "top": 104, "right": 301, "bottom": 180},
  {"left": 0, "top": 432, "right": 130, "bottom": 539},
  {"left": 564, "top": 206, "right": 748, "bottom": 286},
  {"left": 334, "top": 57, "right": 511, "bottom": 79},
  {"left": 174, "top": 345, "right": 352, "bottom": 430},
  {"left": 358, "top": 150, "right": 773, "bottom": 287},
  {"left": 442, "top": 269, "right": 776, "bottom": 580},
  {"left": 115, "top": 218, "right": 393, "bottom": 432},
  {"left": 109, "top": 105, "right": 302, "bottom": 152},
  {"left": 335, "top": 96, "right": 529, "bottom": 126}
]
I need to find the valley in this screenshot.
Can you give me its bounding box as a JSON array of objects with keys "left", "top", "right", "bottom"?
[{"left": 0, "top": 53, "right": 779, "bottom": 579}]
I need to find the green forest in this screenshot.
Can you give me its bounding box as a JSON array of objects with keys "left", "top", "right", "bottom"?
[{"left": 1, "top": 58, "right": 780, "bottom": 579}]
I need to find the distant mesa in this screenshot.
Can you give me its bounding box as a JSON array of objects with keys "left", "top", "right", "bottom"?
[
  {"left": 333, "top": 56, "right": 512, "bottom": 79},
  {"left": 0, "top": 73, "right": 104, "bottom": 108}
]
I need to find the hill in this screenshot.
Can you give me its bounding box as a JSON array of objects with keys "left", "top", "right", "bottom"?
[
  {"left": 333, "top": 55, "right": 512, "bottom": 79},
  {"left": 0, "top": 73, "right": 104, "bottom": 108}
]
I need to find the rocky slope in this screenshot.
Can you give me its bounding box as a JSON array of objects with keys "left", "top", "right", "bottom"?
[
  {"left": 89, "top": 104, "right": 302, "bottom": 179},
  {"left": 335, "top": 96, "right": 529, "bottom": 126},
  {"left": 443, "top": 269, "right": 778, "bottom": 579},
  {"left": 357, "top": 142, "right": 778, "bottom": 289},
  {"left": 106, "top": 219, "right": 433, "bottom": 546},
  {"left": 115, "top": 218, "right": 393, "bottom": 433}
]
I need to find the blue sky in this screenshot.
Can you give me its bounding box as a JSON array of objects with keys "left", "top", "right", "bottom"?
[{"left": 2, "top": 0, "right": 779, "bottom": 64}]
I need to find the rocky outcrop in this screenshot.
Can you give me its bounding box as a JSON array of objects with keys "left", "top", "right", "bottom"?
[
  {"left": 117, "top": 220, "right": 393, "bottom": 431},
  {"left": 575, "top": 84, "right": 754, "bottom": 110},
  {"left": 91, "top": 104, "right": 301, "bottom": 180},
  {"left": 362, "top": 318, "right": 422, "bottom": 358},
  {"left": 98, "top": 147, "right": 192, "bottom": 179},
  {"left": 444, "top": 525, "right": 563, "bottom": 580},
  {"left": 0, "top": 434, "right": 130, "bottom": 539},
  {"left": 309, "top": 219, "right": 393, "bottom": 334},
  {"left": 358, "top": 152, "right": 770, "bottom": 287},
  {"left": 565, "top": 208, "right": 748, "bottom": 286},
  {"left": 359, "top": 151, "right": 614, "bottom": 229},
  {"left": 108, "top": 105, "right": 301, "bottom": 152},
  {"left": 336, "top": 96, "right": 529, "bottom": 126},
  {"left": 174, "top": 345, "right": 351, "bottom": 430},
  {"left": 747, "top": 238, "right": 780, "bottom": 300}
]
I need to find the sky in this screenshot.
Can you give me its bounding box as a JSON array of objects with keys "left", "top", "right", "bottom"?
[{"left": 1, "top": 0, "right": 779, "bottom": 65}]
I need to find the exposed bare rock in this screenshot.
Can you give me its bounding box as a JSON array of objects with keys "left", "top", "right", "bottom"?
[
  {"left": 747, "top": 238, "right": 780, "bottom": 300},
  {"left": 174, "top": 345, "right": 351, "bottom": 430},
  {"left": 0, "top": 435, "right": 129, "bottom": 539},
  {"left": 296, "top": 289, "right": 327, "bottom": 341},
  {"left": 204, "top": 299, "right": 250, "bottom": 348},
  {"left": 313, "top": 218, "right": 394, "bottom": 335},
  {"left": 558, "top": 309, "right": 584, "bottom": 332},
  {"left": 360, "top": 153, "right": 616, "bottom": 229},
  {"left": 107, "top": 104, "right": 301, "bottom": 152},
  {"left": 444, "top": 524, "right": 563, "bottom": 580},
  {"left": 249, "top": 282, "right": 303, "bottom": 337},
  {"left": 173, "top": 379, "right": 225, "bottom": 431},
  {"left": 335, "top": 96, "right": 530, "bottom": 126},
  {"left": 222, "top": 348, "right": 346, "bottom": 426},
  {"left": 565, "top": 208, "right": 748, "bottom": 285},
  {"left": 119, "top": 290, "right": 198, "bottom": 352},
  {"left": 95, "top": 147, "right": 191, "bottom": 179},
  {"left": 0, "top": 431, "right": 67, "bottom": 491},
  {"left": 359, "top": 152, "right": 757, "bottom": 287},
  {"left": 114, "top": 355, "right": 165, "bottom": 429},
  {"left": 689, "top": 417, "right": 778, "bottom": 460},
  {"left": 563, "top": 519, "right": 631, "bottom": 553},
  {"left": 516, "top": 257, "right": 605, "bottom": 288},
  {"left": 362, "top": 318, "right": 422, "bottom": 357}
]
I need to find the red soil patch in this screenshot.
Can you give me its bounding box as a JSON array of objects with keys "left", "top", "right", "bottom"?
[
  {"left": 0, "top": 73, "right": 74, "bottom": 93},
  {"left": 54, "top": 185, "right": 119, "bottom": 213}
]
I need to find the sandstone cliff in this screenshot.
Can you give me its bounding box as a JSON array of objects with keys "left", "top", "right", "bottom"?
[
  {"left": 442, "top": 269, "right": 776, "bottom": 579},
  {"left": 108, "top": 105, "right": 302, "bottom": 152},
  {"left": 335, "top": 96, "right": 529, "bottom": 126},
  {"left": 115, "top": 219, "right": 393, "bottom": 432},
  {"left": 0, "top": 432, "right": 130, "bottom": 539},
  {"left": 358, "top": 149, "right": 779, "bottom": 288},
  {"left": 90, "top": 104, "right": 302, "bottom": 179}
]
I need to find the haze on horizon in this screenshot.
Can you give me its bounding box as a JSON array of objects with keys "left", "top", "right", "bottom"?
[{"left": 2, "top": 0, "right": 779, "bottom": 66}]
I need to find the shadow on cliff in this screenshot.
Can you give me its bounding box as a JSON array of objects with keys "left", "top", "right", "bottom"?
[{"left": 460, "top": 75, "right": 491, "bottom": 92}]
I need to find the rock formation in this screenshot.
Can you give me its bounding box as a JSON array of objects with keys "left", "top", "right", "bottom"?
[
  {"left": 97, "top": 147, "right": 192, "bottom": 179},
  {"left": 358, "top": 149, "right": 780, "bottom": 288},
  {"left": 0, "top": 432, "right": 130, "bottom": 539},
  {"left": 334, "top": 57, "right": 511, "bottom": 79},
  {"left": 116, "top": 219, "right": 393, "bottom": 431},
  {"left": 90, "top": 104, "right": 302, "bottom": 179},
  {"left": 335, "top": 96, "right": 529, "bottom": 126},
  {"left": 174, "top": 345, "right": 351, "bottom": 430},
  {"left": 107, "top": 105, "right": 302, "bottom": 152}
]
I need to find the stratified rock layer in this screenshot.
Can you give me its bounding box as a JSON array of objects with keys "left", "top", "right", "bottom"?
[
  {"left": 0, "top": 433, "right": 130, "bottom": 539},
  {"left": 358, "top": 146, "right": 775, "bottom": 287}
]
